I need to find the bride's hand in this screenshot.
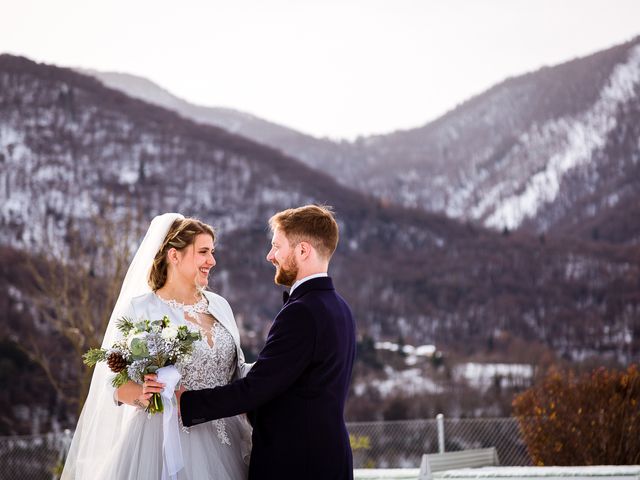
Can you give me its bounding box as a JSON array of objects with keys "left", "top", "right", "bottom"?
[
  {"left": 134, "top": 374, "right": 164, "bottom": 409},
  {"left": 143, "top": 374, "right": 165, "bottom": 395},
  {"left": 115, "top": 376, "right": 165, "bottom": 409}
]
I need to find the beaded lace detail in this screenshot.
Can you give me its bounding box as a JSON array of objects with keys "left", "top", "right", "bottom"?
[
  {"left": 157, "top": 295, "right": 237, "bottom": 445},
  {"left": 160, "top": 296, "right": 209, "bottom": 321}
]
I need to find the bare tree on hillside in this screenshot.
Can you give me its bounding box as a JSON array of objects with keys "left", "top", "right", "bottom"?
[{"left": 22, "top": 207, "right": 143, "bottom": 416}]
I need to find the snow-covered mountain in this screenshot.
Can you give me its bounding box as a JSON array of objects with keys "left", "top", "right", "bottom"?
[
  {"left": 1, "top": 53, "right": 638, "bottom": 360},
  {"left": 3, "top": 53, "right": 640, "bottom": 433},
  {"left": 85, "top": 37, "right": 640, "bottom": 246},
  {"left": 80, "top": 69, "right": 301, "bottom": 140},
  {"left": 0, "top": 53, "right": 469, "bottom": 348},
  {"left": 350, "top": 37, "right": 640, "bottom": 243},
  {"left": 82, "top": 68, "right": 353, "bottom": 175}
]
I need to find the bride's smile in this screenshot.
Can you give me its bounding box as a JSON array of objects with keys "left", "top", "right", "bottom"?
[{"left": 169, "top": 233, "right": 216, "bottom": 289}]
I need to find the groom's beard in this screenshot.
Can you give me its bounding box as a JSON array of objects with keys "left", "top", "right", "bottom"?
[{"left": 274, "top": 254, "right": 298, "bottom": 287}]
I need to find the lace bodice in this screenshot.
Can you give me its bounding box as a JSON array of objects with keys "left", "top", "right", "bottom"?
[
  {"left": 177, "top": 321, "right": 237, "bottom": 390},
  {"left": 157, "top": 295, "right": 238, "bottom": 445}
]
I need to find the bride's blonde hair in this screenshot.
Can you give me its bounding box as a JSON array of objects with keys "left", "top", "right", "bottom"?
[{"left": 148, "top": 218, "right": 215, "bottom": 291}]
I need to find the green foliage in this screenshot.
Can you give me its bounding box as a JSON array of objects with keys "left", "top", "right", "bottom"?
[
  {"left": 151, "top": 316, "right": 169, "bottom": 330},
  {"left": 135, "top": 320, "right": 150, "bottom": 332},
  {"left": 110, "top": 370, "right": 130, "bottom": 388},
  {"left": 116, "top": 317, "right": 135, "bottom": 335},
  {"left": 349, "top": 434, "right": 371, "bottom": 451},
  {"left": 513, "top": 364, "right": 640, "bottom": 465},
  {"left": 52, "top": 459, "right": 64, "bottom": 478},
  {"left": 129, "top": 338, "right": 149, "bottom": 358},
  {"left": 82, "top": 348, "right": 107, "bottom": 367},
  {"left": 148, "top": 392, "right": 163, "bottom": 414}
]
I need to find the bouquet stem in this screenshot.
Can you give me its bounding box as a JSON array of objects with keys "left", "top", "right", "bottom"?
[{"left": 147, "top": 393, "right": 164, "bottom": 414}]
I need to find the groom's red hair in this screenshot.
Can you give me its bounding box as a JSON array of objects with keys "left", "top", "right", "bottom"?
[{"left": 269, "top": 205, "right": 339, "bottom": 260}]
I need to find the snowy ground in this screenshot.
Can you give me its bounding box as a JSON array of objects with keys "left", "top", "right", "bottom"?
[
  {"left": 354, "top": 466, "right": 640, "bottom": 480},
  {"left": 354, "top": 469, "right": 420, "bottom": 479},
  {"left": 354, "top": 339, "right": 534, "bottom": 398}
]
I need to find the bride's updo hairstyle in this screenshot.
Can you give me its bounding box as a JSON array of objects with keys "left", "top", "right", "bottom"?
[{"left": 148, "top": 217, "right": 215, "bottom": 291}]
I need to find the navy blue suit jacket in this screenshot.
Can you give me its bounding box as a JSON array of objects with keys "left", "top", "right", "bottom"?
[{"left": 180, "top": 277, "right": 356, "bottom": 480}]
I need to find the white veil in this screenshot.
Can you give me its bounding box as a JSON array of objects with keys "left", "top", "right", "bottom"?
[{"left": 61, "top": 213, "right": 184, "bottom": 479}]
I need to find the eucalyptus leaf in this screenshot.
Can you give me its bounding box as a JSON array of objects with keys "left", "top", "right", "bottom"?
[{"left": 130, "top": 338, "right": 149, "bottom": 358}]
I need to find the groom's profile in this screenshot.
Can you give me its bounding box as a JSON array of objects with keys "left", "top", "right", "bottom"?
[{"left": 179, "top": 204, "right": 357, "bottom": 480}]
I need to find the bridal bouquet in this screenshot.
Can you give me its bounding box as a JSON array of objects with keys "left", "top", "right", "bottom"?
[{"left": 84, "top": 315, "right": 201, "bottom": 414}]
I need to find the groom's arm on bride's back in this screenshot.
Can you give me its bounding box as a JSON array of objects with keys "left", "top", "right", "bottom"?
[{"left": 180, "top": 302, "right": 315, "bottom": 427}]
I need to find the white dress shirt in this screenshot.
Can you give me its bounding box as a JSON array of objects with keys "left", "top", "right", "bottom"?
[{"left": 289, "top": 273, "right": 328, "bottom": 295}]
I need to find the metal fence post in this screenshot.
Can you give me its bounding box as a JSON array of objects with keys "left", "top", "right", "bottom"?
[
  {"left": 61, "top": 429, "right": 72, "bottom": 456},
  {"left": 51, "top": 429, "right": 73, "bottom": 480},
  {"left": 436, "top": 413, "right": 445, "bottom": 453}
]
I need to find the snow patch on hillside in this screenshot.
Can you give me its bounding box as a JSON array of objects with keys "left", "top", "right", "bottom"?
[{"left": 484, "top": 44, "right": 640, "bottom": 230}]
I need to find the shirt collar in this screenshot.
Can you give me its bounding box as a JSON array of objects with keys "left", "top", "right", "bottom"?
[{"left": 290, "top": 272, "right": 328, "bottom": 295}]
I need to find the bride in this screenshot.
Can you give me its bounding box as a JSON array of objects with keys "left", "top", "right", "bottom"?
[{"left": 62, "top": 213, "right": 251, "bottom": 479}]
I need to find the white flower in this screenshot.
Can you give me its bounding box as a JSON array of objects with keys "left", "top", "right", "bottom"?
[{"left": 161, "top": 325, "right": 179, "bottom": 341}]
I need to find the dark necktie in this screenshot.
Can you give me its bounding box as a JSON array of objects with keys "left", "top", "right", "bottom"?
[{"left": 282, "top": 291, "right": 290, "bottom": 304}]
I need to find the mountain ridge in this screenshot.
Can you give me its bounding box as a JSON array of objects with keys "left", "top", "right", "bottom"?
[
  {"left": 1, "top": 53, "right": 637, "bottom": 357},
  {"left": 81, "top": 37, "right": 640, "bottom": 246},
  {"left": 2, "top": 53, "right": 639, "bottom": 432}
]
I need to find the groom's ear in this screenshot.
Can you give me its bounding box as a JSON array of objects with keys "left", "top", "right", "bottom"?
[{"left": 298, "top": 241, "right": 312, "bottom": 260}]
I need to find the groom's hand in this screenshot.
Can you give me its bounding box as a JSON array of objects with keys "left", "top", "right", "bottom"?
[{"left": 175, "top": 385, "right": 187, "bottom": 417}]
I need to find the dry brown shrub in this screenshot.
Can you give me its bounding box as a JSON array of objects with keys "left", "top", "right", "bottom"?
[{"left": 513, "top": 365, "right": 640, "bottom": 465}]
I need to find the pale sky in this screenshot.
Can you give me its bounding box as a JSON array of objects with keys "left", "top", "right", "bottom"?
[{"left": 2, "top": 0, "right": 640, "bottom": 139}]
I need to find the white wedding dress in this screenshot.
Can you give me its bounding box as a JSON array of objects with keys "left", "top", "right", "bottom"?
[
  {"left": 62, "top": 214, "right": 251, "bottom": 480},
  {"left": 93, "top": 291, "right": 252, "bottom": 480}
]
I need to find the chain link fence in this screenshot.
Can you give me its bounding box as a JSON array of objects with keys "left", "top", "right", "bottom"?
[
  {"left": 0, "top": 417, "right": 531, "bottom": 478},
  {"left": 348, "top": 416, "right": 531, "bottom": 468},
  {"left": 0, "top": 430, "right": 71, "bottom": 480}
]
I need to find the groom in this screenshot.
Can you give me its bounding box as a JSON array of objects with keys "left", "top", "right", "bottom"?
[{"left": 179, "top": 204, "right": 356, "bottom": 480}]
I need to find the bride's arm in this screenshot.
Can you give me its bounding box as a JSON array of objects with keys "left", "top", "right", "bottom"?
[
  {"left": 111, "top": 298, "right": 164, "bottom": 408},
  {"left": 115, "top": 375, "right": 164, "bottom": 409},
  {"left": 115, "top": 381, "right": 147, "bottom": 409}
]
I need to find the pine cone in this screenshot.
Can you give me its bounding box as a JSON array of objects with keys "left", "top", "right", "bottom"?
[{"left": 107, "top": 352, "right": 127, "bottom": 373}]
